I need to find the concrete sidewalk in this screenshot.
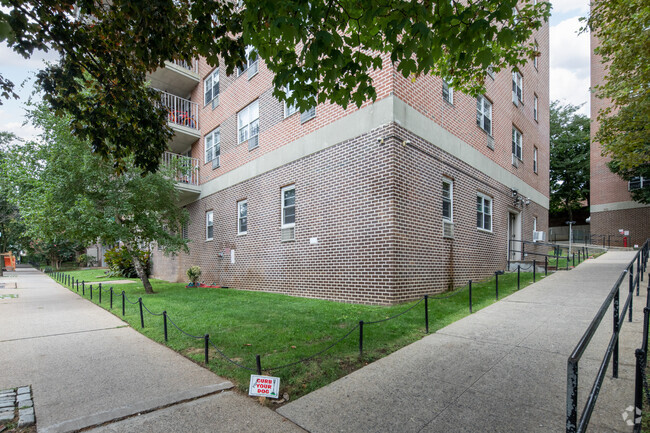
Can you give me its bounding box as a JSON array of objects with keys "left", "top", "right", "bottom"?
[
  {"left": 279, "top": 251, "right": 645, "bottom": 432},
  {"left": 0, "top": 267, "right": 303, "bottom": 433}
]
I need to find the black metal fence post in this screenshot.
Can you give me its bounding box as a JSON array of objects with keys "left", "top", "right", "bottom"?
[
  {"left": 566, "top": 253, "right": 570, "bottom": 270},
  {"left": 572, "top": 253, "right": 575, "bottom": 268},
  {"left": 163, "top": 311, "right": 168, "bottom": 342},
  {"left": 629, "top": 267, "right": 634, "bottom": 322},
  {"left": 545, "top": 256, "right": 548, "bottom": 276},
  {"left": 139, "top": 297, "right": 145, "bottom": 328},
  {"left": 99, "top": 283, "right": 102, "bottom": 303},
  {"left": 533, "top": 259, "right": 537, "bottom": 282},
  {"left": 90, "top": 284, "right": 93, "bottom": 300},
  {"left": 76, "top": 280, "right": 79, "bottom": 292},
  {"left": 122, "top": 291, "right": 125, "bottom": 316},
  {"left": 495, "top": 271, "right": 499, "bottom": 300},
  {"left": 204, "top": 334, "right": 210, "bottom": 365},
  {"left": 110, "top": 287, "right": 113, "bottom": 309},
  {"left": 256, "top": 355, "right": 262, "bottom": 375},
  {"left": 359, "top": 321, "right": 364, "bottom": 356},
  {"left": 634, "top": 349, "right": 644, "bottom": 431},
  {"left": 517, "top": 266, "right": 521, "bottom": 290},
  {"left": 613, "top": 287, "right": 619, "bottom": 378},
  {"left": 469, "top": 280, "right": 473, "bottom": 313},
  {"left": 567, "top": 360, "right": 579, "bottom": 433},
  {"left": 82, "top": 281, "right": 85, "bottom": 296},
  {"left": 424, "top": 295, "right": 429, "bottom": 334}
]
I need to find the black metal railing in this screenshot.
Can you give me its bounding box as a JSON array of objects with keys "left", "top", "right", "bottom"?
[
  {"left": 566, "top": 239, "right": 649, "bottom": 433},
  {"left": 508, "top": 239, "right": 603, "bottom": 272},
  {"left": 633, "top": 262, "right": 650, "bottom": 432}
]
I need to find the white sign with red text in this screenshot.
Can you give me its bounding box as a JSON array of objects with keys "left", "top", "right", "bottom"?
[{"left": 249, "top": 375, "right": 280, "bottom": 398}]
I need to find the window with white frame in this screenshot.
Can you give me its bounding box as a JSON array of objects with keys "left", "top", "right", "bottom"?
[
  {"left": 284, "top": 86, "right": 299, "bottom": 118},
  {"left": 629, "top": 177, "right": 649, "bottom": 190},
  {"left": 205, "top": 127, "right": 220, "bottom": 165},
  {"left": 181, "top": 221, "right": 189, "bottom": 240},
  {"left": 238, "top": 99, "right": 259, "bottom": 149},
  {"left": 237, "top": 200, "right": 248, "bottom": 235},
  {"left": 533, "top": 146, "right": 538, "bottom": 173},
  {"left": 512, "top": 126, "right": 523, "bottom": 160},
  {"left": 533, "top": 216, "right": 538, "bottom": 233},
  {"left": 512, "top": 71, "right": 523, "bottom": 105},
  {"left": 534, "top": 41, "right": 539, "bottom": 70},
  {"left": 442, "top": 178, "right": 453, "bottom": 221},
  {"left": 442, "top": 80, "right": 454, "bottom": 104},
  {"left": 281, "top": 185, "right": 295, "bottom": 228},
  {"left": 204, "top": 68, "right": 219, "bottom": 106},
  {"left": 476, "top": 194, "right": 492, "bottom": 231},
  {"left": 534, "top": 94, "right": 538, "bottom": 121},
  {"left": 206, "top": 211, "right": 214, "bottom": 240},
  {"left": 237, "top": 46, "right": 258, "bottom": 77},
  {"left": 476, "top": 95, "right": 492, "bottom": 135}
]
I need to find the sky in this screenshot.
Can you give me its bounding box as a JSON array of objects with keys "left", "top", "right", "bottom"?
[{"left": 0, "top": 1, "right": 591, "bottom": 143}]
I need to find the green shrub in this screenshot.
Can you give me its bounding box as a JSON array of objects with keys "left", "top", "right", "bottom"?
[
  {"left": 104, "top": 245, "right": 151, "bottom": 278},
  {"left": 77, "top": 253, "right": 97, "bottom": 267},
  {"left": 186, "top": 266, "right": 201, "bottom": 285}
]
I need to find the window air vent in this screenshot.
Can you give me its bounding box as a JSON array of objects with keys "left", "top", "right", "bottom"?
[
  {"left": 443, "top": 220, "right": 454, "bottom": 239},
  {"left": 487, "top": 135, "right": 495, "bottom": 150},
  {"left": 248, "top": 135, "right": 259, "bottom": 151},
  {"left": 281, "top": 227, "right": 295, "bottom": 241}
]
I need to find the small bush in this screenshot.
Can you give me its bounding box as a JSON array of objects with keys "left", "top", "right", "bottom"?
[
  {"left": 104, "top": 245, "right": 151, "bottom": 278},
  {"left": 187, "top": 266, "right": 201, "bottom": 285},
  {"left": 77, "top": 254, "right": 97, "bottom": 267}
]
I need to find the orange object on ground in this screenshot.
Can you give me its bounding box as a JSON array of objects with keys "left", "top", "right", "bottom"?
[{"left": 2, "top": 252, "right": 16, "bottom": 271}]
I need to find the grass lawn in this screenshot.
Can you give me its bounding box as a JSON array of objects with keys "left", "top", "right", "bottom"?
[{"left": 58, "top": 269, "right": 544, "bottom": 400}]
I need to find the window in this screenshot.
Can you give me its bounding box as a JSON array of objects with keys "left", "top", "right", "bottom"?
[
  {"left": 476, "top": 95, "right": 492, "bottom": 135},
  {"left": 181, "top": 221, "right": 189, "bottom": 240},
  {"left": 238, "top": 100, "right": 260, "bottom": 150},
  {"left": 204, "top": 69, "right": 219, "bottom": 106},
  {"left": 512, "top": 126, "right": 523, "bottom": 160},
  {"left": 442, "top": 80, "right": 454, "bottom": 104},
  {"left": 629, "top": 177, "right": 649, "bottom": 190},
  {"left": 533, "top": 216, "right": 538, "bottom": 233},
  {"left": 237, "top": 200, "right": 248, "bottom": 235},
  {"left": 534, "top": 41, "right": 539, "bottom": 70},
  {"left": 487, "top": 65, "right": 495, "bottom": 80},
  {"left": 205, "top": 128, "right": 220, "bottom": 165},
  {"left": 206, "top": 211, "right": 214, "bottom": 240},
  {"left": 534, "top": 94, "right": 538, "bottom": 122},
  {"left": 284, "top": 86, "right": 299, "bottom": 118},
  {"left": 237, "top": 46, "right": 258, "bottom": 77},
  {"left": 512, "top": 71, "right": 523, "bottom": 105},
  {"left": 300, "top": 106, "right": 316, "bottom": 123},
  {"left": 442, "top": 178, "right": 453, "bottom": 221},
  {"left": 533, "top": 147, "right": 538, "bottom": 173},
  {"left": 476, "top": 194, "right": 492, "bottom": 231},
  {"left": 281, "top": 185, "right": 295, "bottom": 228}
]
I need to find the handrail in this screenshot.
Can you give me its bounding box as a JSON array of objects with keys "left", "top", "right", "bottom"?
[
  {"left": 162, "top": 151, "right": 199, "bottom": 186},
  {"left": 566, "top": 239, "right": 649, "bottom": 433},
  {"left": 155, "top": 89, "right": 200, "bottom": 131}
]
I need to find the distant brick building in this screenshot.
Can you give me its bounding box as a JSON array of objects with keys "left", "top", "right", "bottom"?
[
  {"left": 149, "top": 23, "right": 550, "bottom": 305},
  {"left": 589, "top": 34, "right": 650, "bottom": 248}
]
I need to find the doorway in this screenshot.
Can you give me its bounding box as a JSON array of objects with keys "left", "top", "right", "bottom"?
[{"left": 508, "top": 211, "right": 522, "bottom": 261}]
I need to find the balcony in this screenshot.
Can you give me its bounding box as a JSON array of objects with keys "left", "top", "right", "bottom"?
[
  {"left": 147, "top": 59, "right": 200, "bottom": 97},
  {"left": 157, "top": 90, "right": 201, "bottom": 153},
  {"left": 163, "top": 151, "right": 201, "bottom": 206}
]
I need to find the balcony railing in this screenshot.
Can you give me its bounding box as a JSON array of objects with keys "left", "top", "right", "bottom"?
[
  {"left": 156, "top": 90, "right": 200, "bottom": 131},
  {"left": 163, "top": 151, "right": 200, "bottom": 187},
  {"left": 171, "top": 58, "right": 198, "bottom": 74}
]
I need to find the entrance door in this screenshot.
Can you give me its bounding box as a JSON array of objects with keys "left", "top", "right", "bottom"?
[{"left": 508, "top": 212, "right": 521, "bottom": 261}]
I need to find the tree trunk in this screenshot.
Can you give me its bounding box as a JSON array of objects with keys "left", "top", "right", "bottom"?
[{"left": 125, "top": 243, "right": 154, "bottom": 294}]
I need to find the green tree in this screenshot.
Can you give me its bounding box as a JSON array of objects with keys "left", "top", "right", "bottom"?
[
  {"left": 587, "top": 0, "right": 650, "bottom": 173},
  {"left": 0, "top": 132, "right": 27, "bottom": 258},
  {"left": 2, "top": 104, "right": 189, "bottom": 293},
  {"left": 0, "top": 0, "right": 550, "bottom": 173},
  {"left": 549, "top": 101, "right": 590, "bottom": 221}
]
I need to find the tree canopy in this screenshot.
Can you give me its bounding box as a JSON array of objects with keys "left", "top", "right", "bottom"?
[
  {"left": 2, "top": 104, "right": 189, "bottom": 292},
  {"left": 549, "top": 101, "right": 590, "bottom": 220},
  {"left": 587, "top": 0, "right": 650, "bottom": 175},
  {"left": 0, "top": 0, "right": 550, "bottom": 173}
]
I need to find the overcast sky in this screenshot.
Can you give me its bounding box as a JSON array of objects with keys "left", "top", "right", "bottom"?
[{"left": 0, "top": 1, "right": 591, "bottom": 143}]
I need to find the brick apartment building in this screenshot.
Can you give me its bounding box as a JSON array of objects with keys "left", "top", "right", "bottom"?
[
  {"left": 148, "top": 24, "right": 550, "bottom": 305},
  {"left": 589, "top": 35, "right": 650, "bottom": 247}
]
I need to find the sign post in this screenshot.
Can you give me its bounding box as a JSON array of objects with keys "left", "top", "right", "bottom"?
[{"left": 566, "top": 220, "right": 576, "bottom": 257}]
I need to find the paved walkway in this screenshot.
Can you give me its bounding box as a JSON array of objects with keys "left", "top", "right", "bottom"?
[
  {"left": 0, "top": 267, "right": 304, "bottom": 433},
  {"left": 279, "top": 251, "right": 645, "bottom": 432}
]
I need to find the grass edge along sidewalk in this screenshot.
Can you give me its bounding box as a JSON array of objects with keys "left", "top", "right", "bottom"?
[{"left": 50, "top": 266, "right": 547, "bottom": 401}]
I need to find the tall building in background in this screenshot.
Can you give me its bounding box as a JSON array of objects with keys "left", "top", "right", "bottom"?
[
  {"left": 147, "top": 22, "right": 550, "bottom": 305},
  {"left": 589, "top": 35, "right": 650, "bottom": 248}
]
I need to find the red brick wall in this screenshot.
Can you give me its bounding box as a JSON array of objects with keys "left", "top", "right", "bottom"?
[{"left": 153, "top": 122, "right": 547, "bottom": 304}]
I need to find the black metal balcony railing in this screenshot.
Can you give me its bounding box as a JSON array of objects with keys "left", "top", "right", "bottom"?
[
  {"left": 156, "top": 90, "right": 200, "bottom": 131},
  {"left": 163, "top": 151, "right": 199, "bottom": 187}
]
